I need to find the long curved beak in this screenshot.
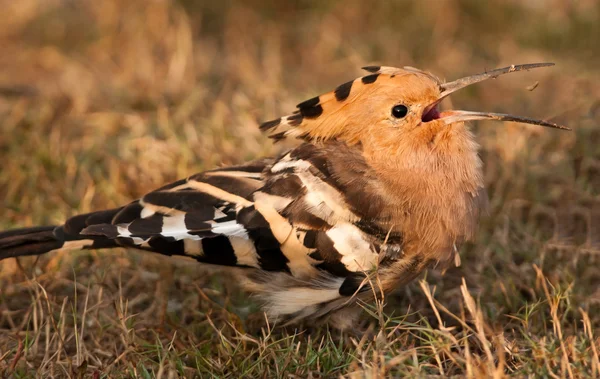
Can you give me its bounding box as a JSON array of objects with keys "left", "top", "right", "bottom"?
[
  {"left": 424, "top": 63, "right": 571, "bottom": 131},
  {"left": 438, "top": 110, "right": 570, "bottom": 130}
]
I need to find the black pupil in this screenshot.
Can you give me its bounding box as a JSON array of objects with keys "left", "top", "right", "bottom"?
[{"left": 392, "top": 105, "right": 408, "bottom": 118}]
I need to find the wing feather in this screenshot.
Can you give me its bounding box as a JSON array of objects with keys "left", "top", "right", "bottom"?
[
  {"left": 81, "top": 147, "right": 401, "bottom": 284},
  {"left": 69, "top": 145, "right": 410, "bottom": 321}
]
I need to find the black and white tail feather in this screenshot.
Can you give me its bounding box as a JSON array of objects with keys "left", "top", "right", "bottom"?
[{"left": 0, "top": 143, "right": 405, "bottom": 323}]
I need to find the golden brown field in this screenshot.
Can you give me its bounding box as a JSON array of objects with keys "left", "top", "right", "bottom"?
[{"left": 0, "top": 0, "right": 599, "bottom": 377}]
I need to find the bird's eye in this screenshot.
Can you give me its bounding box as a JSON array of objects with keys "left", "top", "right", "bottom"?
[{"left": 391, "top": 105, "right": 408, "bottom": 119}]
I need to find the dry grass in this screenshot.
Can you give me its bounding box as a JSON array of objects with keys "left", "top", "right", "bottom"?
[{"left": 0, "top": 0, "right": 599, "bottom": 377}]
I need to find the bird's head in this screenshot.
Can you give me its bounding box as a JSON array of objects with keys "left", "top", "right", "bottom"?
[
  {"left": 260, "top": 63, "right": 569, "bottom": 155},
  {"left": 259, "top": 63, "right": 570, "bottom": 256}
]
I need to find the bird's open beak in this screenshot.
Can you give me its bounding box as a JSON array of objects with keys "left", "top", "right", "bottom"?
[{"left": 422, "top": 63, "right": 570, "bottom": 130}]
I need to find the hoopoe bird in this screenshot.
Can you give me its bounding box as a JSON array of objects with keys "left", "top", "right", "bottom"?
[{"left": 0, "top": 63, "right": 568, "bottom": 324}]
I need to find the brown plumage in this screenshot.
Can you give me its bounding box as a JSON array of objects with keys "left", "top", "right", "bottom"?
[{"left": 0, "top": 63, "right": 568, "bottom": 325}]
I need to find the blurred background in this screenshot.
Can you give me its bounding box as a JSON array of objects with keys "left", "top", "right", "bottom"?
[{"left": 0, "top": 0, "right": 598, "bottom": 376}]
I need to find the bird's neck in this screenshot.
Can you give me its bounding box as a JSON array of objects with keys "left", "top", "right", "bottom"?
[{"left": 362, "top": 125, "right": 487, "bottom": 264}]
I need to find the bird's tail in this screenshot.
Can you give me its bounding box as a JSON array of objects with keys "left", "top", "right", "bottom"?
[
  {"left": 0, "top": 224, "right": 122, "bottom": 261},
  {"left": 0, "top": 208, "right": 126, "bottom": 261},
  {"left": 0, "top": 226, "right": 64, "bottom": 260}
]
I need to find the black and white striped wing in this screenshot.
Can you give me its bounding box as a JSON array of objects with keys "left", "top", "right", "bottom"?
[
  {"left": 249, "top": 142, "right": 404, "bottom": 284},
  {"left": 67, "top": 142, "right": 409, "bottom": 320},
  {"left": 81, "top": 143, "right": 402, "bottom": 286},
  {"left": 81, "top": 160, "right": 277, "bottom": 268}
]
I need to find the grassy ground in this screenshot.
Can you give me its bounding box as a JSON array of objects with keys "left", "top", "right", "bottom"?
[{"left": 0, "top": 0, "right": 599, "bottom": 377}]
